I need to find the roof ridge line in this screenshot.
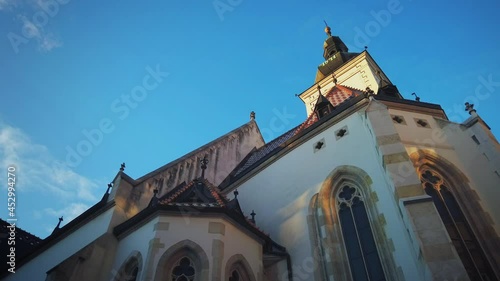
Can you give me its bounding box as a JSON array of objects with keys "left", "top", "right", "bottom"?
[{"left": 135, "top": 120, "right": 258, "bottom": 183}]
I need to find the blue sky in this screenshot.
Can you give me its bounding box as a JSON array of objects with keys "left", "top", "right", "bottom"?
[{"left": 1, "top": 0, "right": 499, "bottom": 238}]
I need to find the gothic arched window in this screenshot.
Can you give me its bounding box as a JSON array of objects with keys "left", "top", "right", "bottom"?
[
  {"left": 226, "top": 260, "right": 253, "bottom": 281},
  {"left": 114, "top": 253, "right": 141, "bottom": 281},
  {"left": 171, "top": 257, "right": 196, "bottom": 281},
  {"left": 420, "top": 169, "right": 496, "bottom": 281},
  {"left": 337, "top": 185, "right": 386, "bottom": 281},
  {"left": 229, "top": 270, "right": 240, "bottom": 281}
]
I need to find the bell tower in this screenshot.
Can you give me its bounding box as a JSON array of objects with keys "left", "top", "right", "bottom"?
[
  {"left": 315, "top": 23, "right": 360, "bottom": 83},
  {"left": 300, "top": 23, "right": 403, "bottom": 116}
]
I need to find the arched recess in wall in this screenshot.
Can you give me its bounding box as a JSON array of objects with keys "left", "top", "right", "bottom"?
[
  {"left": 224, "top": 254, "right": 257, "bottom": 281},
  {"left": 114, "top": 250, "right": 143, "bottom": 281},
  {"left": 308, "top": 165, "right": 398, "bottom": 281},
  {"left": 153, "top": 239, "right": 210, "bottom": 281},
  {"left": 410, "top": 150, "right": 500, "bottom": 280}
]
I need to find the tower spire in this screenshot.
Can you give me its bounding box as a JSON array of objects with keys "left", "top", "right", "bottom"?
[{"left": 315, "top": 21, "right": 359, "bottom": 83}]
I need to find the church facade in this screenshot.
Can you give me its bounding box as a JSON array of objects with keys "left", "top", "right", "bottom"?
[{"left": 3, "top": 25, "right": 500, "bottom": 281}]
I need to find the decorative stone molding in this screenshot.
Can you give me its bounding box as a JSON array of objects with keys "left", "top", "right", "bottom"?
[
  {"left": 208, "top": 222, "right": 225, "bottom": 235},
  {"left": 309, "top": 165, "right": 399, "bottom": 281},
  {"left": 113, "top": 250, "right": 143, "bottom": 281},
  {"left": 224, "top": 254, "right": 257, "bottom": 281},
  {"left": 152, "top": 239, "right": 209, "bottom": 281},
  {"left": 409, "top": 150, "right": 500, "bottom": 279}
]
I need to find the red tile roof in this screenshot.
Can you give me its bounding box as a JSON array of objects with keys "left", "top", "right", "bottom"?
[
  {"left": 220, "top": 84, "right": 368, "bottom": 189},
  {"left": 159, "top": 178, "right": 227, "bottom": 207},
  {"left": 295, "top": 84, "right": 365, "bottom": 134}
]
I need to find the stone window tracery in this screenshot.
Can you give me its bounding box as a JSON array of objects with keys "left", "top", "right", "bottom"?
[
  {"left": 336, "top": 185, "right": 386, "bottom": 281},
  {"left": 171, "top": 257, "right": 196, "bottom": 281},
  {"left": 420, "top": 168, "right": 496, "bottom": 281}
]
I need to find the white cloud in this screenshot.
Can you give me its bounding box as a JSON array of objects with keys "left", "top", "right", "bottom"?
[
  {"left": 0, "top": 122, "right": 100, "bottom": 202},
  {"left": 18, "top": 15, "right": 62, "bottom": 52},
  {"left": 44, "top": 202, "right": 90, "bottom": 225},
  {"left": 39, "top": 32, "right": 62, "bottom": 52},
  {"left": 0, "top": 0, "right": 16, "bottom": 10}
]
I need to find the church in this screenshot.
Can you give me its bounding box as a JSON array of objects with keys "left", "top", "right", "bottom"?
[{"left": 2, "top": 24, "right": 500, "bottom": 281}]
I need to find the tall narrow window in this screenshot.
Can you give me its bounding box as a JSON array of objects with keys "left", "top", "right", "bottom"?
[
  {"left": 171, "top": 257, "right": 196, "bottom": 281},
  {"left": 421, "top": 169, "right": 496, "bottom": 281},
  {"left": 337, "top": 185, "right": 386, "bottom": 281},
  {"left": 129, "top": 267, "right": 138, "bottom": 281}
]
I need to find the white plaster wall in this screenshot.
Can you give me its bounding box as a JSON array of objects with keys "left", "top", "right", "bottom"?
[
  {"left": 391, "top": 108, "right": 500, "bottom": 234},
  {"left": 5, "top": 207, "right": 115, "bottom": 281},
  {"left": 218, "top": 218, "right": 263, "bottom": 279},
  {"left": 302, "top": 52, "right": 385, "bottom": 116},
  {"left": 149, "top": 215, "right": 262, "bottom": 281},
  {"left": 232, "top": 111, "right": 420, "bottom": 281},
  {"left": 112, "top": 217, "right": 158, "bottom": 281}
]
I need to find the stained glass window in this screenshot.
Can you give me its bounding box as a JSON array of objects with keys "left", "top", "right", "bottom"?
[
  {"left": 229, "top": 270, "right": 240, "bottom": 281},
  {"left": 171, "top": 257, "right": 195, "bottom": 281},
  {"left": 129, "top": 267, "right": 138, "bottom": 281},
  {"left": 337, "top": 185, "right": 386, "bottom": 281},
  {"left": 421, "top": 169, "right": 496, "bottom": 281}
]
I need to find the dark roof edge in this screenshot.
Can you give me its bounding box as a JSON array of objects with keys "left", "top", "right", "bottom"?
[
  {"left": 134, "top": 120, "right": 260, "bottom": 184},
  {"left": 0, "top": 218, "right": 42, "bottom": 241},
  {"left": 113, "top": 205, "right": 287, "bottom": 255},
  {"left": 373, "top": 94, "right": 444, "bottom": 111}
]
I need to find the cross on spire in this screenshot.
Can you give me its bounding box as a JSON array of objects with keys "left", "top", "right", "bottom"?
[{"left": 465, "top": 102, "right": 476, "bottom": 115}]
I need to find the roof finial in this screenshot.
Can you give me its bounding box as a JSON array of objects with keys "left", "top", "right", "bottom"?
[
  {"left": 250, "top": 111, "right": 255, "bottom": 120},
  {"left": 200, "top": 155, "right": 209, "bottom": 178},
  {"left": 324, "top": 20, "right": 332, "bottom": 37},
  {"left": 411, "top": 92, "right": 421, "bottom": 102},
  {"left": 52, "top": 216, "right": 63, "bottom": 234},
  {"left": 148, "top": 189, "right": 159, "bottom": 208},
  {"left": 102, "top": 182, "right": 113, "bottom": 201},
  {"left": 234, "top": 189, "right": 239, "bottom": 199},
  {"left": 120, "top": 162, "right": 126, "bottom": 171},
  {"left": 250, "top": 210, "right": 256, "bottom": 224},
  {"left": 465, "top": 102, "right": 476, "bottom": 115}
]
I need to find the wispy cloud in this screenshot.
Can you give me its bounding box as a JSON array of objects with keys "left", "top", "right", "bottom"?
[
  {"left": 0, "top": 0, "right": 16, "bottom": 11},
  {"left": 44, "top": 202, "right": 90, "bottom": 224},
  {"left": 0, "top": 122, "right": 99, "bottom": 202},
  {"left": 18, "top": 15, "right": 62, "bottom": 52},
  {"left": 3, "top": 0, "right": 63, "bottom": 52}
]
